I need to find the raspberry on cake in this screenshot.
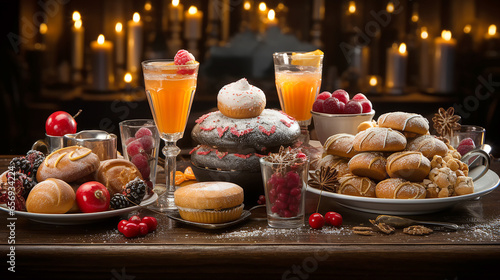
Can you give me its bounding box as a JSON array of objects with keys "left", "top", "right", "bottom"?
[{"left": 217, "top": 78, "right": 266, "bottom": 119}]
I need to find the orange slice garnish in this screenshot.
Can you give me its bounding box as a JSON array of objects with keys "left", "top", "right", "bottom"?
[
  {"left": 175, "top": 171, "right": 186, "bottom": 186},
  {"left": 184, "top": 166, "right": 196, "bottom": 180},
  {"left": 291, "top": 49, "right": 323, "bottom": 67}
]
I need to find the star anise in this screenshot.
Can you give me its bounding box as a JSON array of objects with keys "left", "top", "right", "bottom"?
[
  {"left": 308, "top": 166, "right": 339, "bottom": 193},
  {"left": 432, "top": 107, "right": 461, "bottom": 138}
]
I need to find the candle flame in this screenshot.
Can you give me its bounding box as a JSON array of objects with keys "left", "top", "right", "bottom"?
[
  {"left": 421, "top": 29, "right": 428, "bottom": 39},
  {"left": 259, "top": 2, "right": 267, "bottom": 12},
  {"left": 133, "top": 12, "right": 140, "bottom": 22},
  {"left": 244, "top": 1, "right": 251, "bottom": 10},
  {"left": 188, "top": 6, "right": 198, "bottom": 15},
  {"left": 115, "top": 22, "right": 123, "bottom": 33},
  {"left": 74, "top": 19, "right": 82, "bottom": 29},
  {"left": 464, "top": 24, "right": 471, "bottom": 34},
  {"left": 72, "top": 11, "right": 81, "bottom": 22},
  {"left": 488, "top": 24, "right": 497, "bottom": 36},
  {"left": 441, "top": 30, "right": 452, "bottom": 41},
  {"left": 97, "top": 34, "right": 105, "bottom": 44},
  {"left": 124, "top": 73, "right": 132, "bottom": 83},
  {"left": 369, "top": 77, "right": 377, "bottom": 86},
  {"left": 39, "top": 23, "right": 47, "bottom": 35},
  {"left": 348, "top": 1, "right": 356, "bottom": 14},
  {"left": 268, "top": 9, "right": 275, "bottom": 21},
  {"left": 411, "top": 13, "right": 419, "bottom": 23},
  {"left": 144, "top": 1, "right": 152, "bottom": 11},
  {"left": 399, "top": 43, "right": 406, "bottom": 54},
  {"left": 386, "top": 2, "right": 395, "bottom": 13},
  {"left": 172, "top": 0, "right": 179, "bottom": 7}
]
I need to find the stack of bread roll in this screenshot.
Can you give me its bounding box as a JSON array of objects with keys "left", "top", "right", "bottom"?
[{"left": 317, "top": 111, "right": 474, "bottom": 199}]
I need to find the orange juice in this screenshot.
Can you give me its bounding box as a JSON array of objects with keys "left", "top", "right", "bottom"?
[
  {"left": 144, "top": 73, "right": 197, "bottom": 136},
  {"left": 275, "top": 70, "right": 321, "bottom": 122}
]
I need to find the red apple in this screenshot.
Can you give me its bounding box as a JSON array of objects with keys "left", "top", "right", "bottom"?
[{"left": 45, "top": 110, "right": 80, "bottom": 136}]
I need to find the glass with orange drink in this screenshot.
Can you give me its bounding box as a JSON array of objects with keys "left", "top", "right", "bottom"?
[{"left": 142, "top": 58, "right": 199, "bottom": 211}]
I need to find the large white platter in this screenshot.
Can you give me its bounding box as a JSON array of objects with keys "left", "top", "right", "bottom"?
[
  {"left": 307, "top": 168, "right": 499, "bottom": 215},
  {"left": 0, "top": 193, "right": 157, "bottom": 225}
]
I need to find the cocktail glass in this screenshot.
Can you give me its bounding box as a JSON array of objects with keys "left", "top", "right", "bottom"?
[
  {"left": 273, "top": 51, "right": 324, "bottom": 144},
  {"left": 142, "top": 59, "right": 199, "bottom": 211}
]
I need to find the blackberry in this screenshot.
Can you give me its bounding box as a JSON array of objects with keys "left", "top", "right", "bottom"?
[
  {"left": 26, "top": 150, "right": 45, "bottom": 175},
  {"left": 122, "top": 177, "right": 146, "bottom": 205},
  {"left": 9, "top": 157, "right": 31, "bottom": 174},
  {"left": 110, "top": 193, "right": 131, "bottom": 210}
]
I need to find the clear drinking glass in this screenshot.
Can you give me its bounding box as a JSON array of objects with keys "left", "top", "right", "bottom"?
[
  {"left": 449, "top": 125, "right": 485, "bottom": 149},
  {"left": 142, "top": 59, "right": 199, "bottom": 211},
  {"left": 273, "top": 52, "right": 323, "bottom": 143},
  {"left": 260, "top": 157, "right": 309, "bottom": 228}
]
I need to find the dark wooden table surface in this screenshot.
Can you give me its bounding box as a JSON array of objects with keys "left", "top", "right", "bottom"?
[{"left": 1, "top": 155, "right": 500, "bottom": 279}]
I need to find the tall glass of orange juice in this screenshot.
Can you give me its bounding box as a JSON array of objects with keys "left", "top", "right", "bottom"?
[
  {"left": 273, "top": 51, "right": 323, "bottom": 143},
  {"left": 142, "top": 59, "right": 199, "bottom": 211}
]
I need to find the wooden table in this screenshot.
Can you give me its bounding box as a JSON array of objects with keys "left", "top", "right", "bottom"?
[{"left": 1, "top": 156, "right": 499, "bottom": 279}]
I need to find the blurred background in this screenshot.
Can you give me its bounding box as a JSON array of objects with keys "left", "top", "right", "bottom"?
[{"left": 1, "top": 0, "right": 499, "bottom": 156}]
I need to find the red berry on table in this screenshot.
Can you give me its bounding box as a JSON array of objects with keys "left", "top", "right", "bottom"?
[
  {"left": 45, "top": 111, "right": 78, "bottom": 136},
  {"left": 344, "top": 100, "right": 363, "bottom": 114},
  {"left": 309, "top": 213, "right": 325, "bottom": 229},
  {"left": 128, "top": 215, "right": 142, "bottom": 224},
  {"left": 331, "top": 89, "right": 349, "bottom": 104},
  {"left": 122, "top": 223, "right": 140, "bottom": 238},
  {"left": 317, "top": 91, "right": 332, "bottom": 101},
  {"left": 352, "top": 93, "right": 367, "bottom": 100},
  {"left": 359, "top": 99, "right": 373, "bottom": 113},
  {"left": 323, "top": 97, "right": 345, "bottom": 114},
  {"left": 138, "top": 222, "right": 149, "bottom": 236},
  {"left": 312, "top": 99, "right": 325, "bottom": 113},
  {"left": 141, "top": 216, "right": 158, "bottom": 232},
  {"left": 118, "top": 220, "right": 129, "bottom": 233},
  {"left": 126, "top": 140, "right": 145, "bottom": 157},
  {"left": 325, "top": 211, "right": 343, "bottom": 227},
  {"left": 135, "top": 127, "right": 153, "bottom": 138},
  {"left": 257, "top": 195, "right": 266, "bottom": 205}
]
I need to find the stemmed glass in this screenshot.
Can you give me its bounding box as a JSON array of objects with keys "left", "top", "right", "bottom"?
[
  {"left": 273, "top": 52, "right": 323, "bottom": 144},
  {"left": 142, "top": 59, "right": 199, "bottom": 211}
]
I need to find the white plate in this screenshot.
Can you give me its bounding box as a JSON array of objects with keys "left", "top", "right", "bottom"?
[
  {"left": 0, "top": 193, "right": 157, "bottom": 225},
  {"left": 307, "top": 169, "right": 500, "bottom": 215}
]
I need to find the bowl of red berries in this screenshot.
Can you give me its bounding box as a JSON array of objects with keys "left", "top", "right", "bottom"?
[{"left": 311, "top": 89, "right": 375, "bottom": 144}]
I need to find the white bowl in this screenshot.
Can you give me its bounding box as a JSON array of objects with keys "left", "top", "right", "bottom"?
[{"left": 311, "top": 110, "right": 376, "bottom": 144}]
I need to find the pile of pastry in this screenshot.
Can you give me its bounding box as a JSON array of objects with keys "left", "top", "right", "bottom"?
[{"left": 318, "top": 111, "right": 474, "bottom": 199}]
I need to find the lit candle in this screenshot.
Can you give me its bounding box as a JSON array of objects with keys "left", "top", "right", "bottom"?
[
  {"left": 313, "top": 0, "right": 325, "bottom": 21},
  {"left": 91, "top": 35, "right": 114, "bottom": 91},
  {"left": 115, "top": 22, "right": 125, "bottom": 67},
  {"left": 241, "top": 1, "right": 252, "bottom": 31},
  {"left": 258, "top": 2, "right": 267, "bottom": 34},
  {"left": 348, "top": 1, "right": 356, "bottom": 14},
  {"left": 386, "top": 1, "right": 395, "bottom": 13},
  {"left": 170, "top": 0, "right": 183, "bottom": 23},
  {"left": 366, "top": 75, "right": 382, "bottom": 93},
  {"left": 385, "top": 43, "right": 407, "bottom": 94},
  {"left": 71, "top": 18, "right": 84, "bottom": 72},
  {"left": 72, "top": 11, "right": 81, "bottom": 22},
  {"left": 419, "top": 27, "right": 431, "bottom": 90},
  {"left": 486, "top": 24, "right": 497, "bottom": 38},
  {"left": 127, "top": 12, "right": 143, "bottom": 76},
  {"left": 184, "top": 6, "right": 203, "bottom": 40},
  {"left": 39, "top": 23, "right": 47, "bottom": 45},
  {"left": 433, "top": 30, "right": 456, "bottom": 93},
  {"left": 266, "top": 9, "right": 277, "bottom": 29},
  {"left": 124, "top": 72, "right": 132, "bottom": 90}
]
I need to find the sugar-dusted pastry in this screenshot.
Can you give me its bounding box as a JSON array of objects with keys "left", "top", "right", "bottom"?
[
  {"left": 386, "top": 151, "right": 431, "bottom": 182},
  {"left": 95, "top": 159, "right": 143, "bottom": 195},
  {"left": 455, "top": 176, "right": 474, "bottom": 196},
  {"left": 317, "top": 154, "right": 350, "bottom": 177},
  {"left": 406, "top": 135, "right": 448, "bottom": 159},
  {"left": 217, "top": 78, "right": 266, "bottom": 119},
  {"left": 375, "top": 178, "right": 426, "bottom": 199},
  {"left": 324, "top": 133, "right": 358, "bottom": 158},
  {"left": 378, "top": 112, "right": 429, "bottom": 135},
  {"left": 26, "top": 178, "right": 76, "bottom": 214},
  {"left": 348, "top": 152, "right": 387, "bottom": 181},
  {"left": 338, "top": 175, "right": 376, "bottom": 197},
  {"left": 353, "top": 127, "right": 407, "bottom": 152}
]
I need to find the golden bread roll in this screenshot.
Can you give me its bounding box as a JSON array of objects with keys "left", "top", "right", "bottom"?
[
  {"left": 324, "top": 133, "right": 358, "bottom": 158},
  {"left": 317, "top": 155, "right": 350, "bottom": 177},
  {"left": 357, "top": 120, "right": 377, "bottom": 132},
  {"left": 353, "top": 127, "right": 407, "bottom": 152},
  {"left": 338, "top": 175, "right": 376, "bottom": 197},
  {"left": 26, "top": 178, "right": 76, "bottom": 214},
  {"left": 376, "top": 178, "right": 426, "bottom": 199},
  {"left": 174, "top": 182, "right": 244, "bottom": 223},
  {"left": 377, "top": 112, "right": 429, "bottom": 135},
  {"left": 406, "top": 135, "right": 448, "bottom": 159},
  {"left": 348, "top": 152, "right": 387, "bottom": 181},
  {"left": 36, "top": 146, "right": 100, "bottom": 183},
  {"left": 386, "top": 151, "right": 431, "bottom": 182},
  {"left": 95, "top": 159, "right": 143, "bottom": 195}
]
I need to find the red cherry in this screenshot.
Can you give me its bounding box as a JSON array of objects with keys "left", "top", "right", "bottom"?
[
  {"left": 325, "top": 211, "right": 343, "bottom": 227},
  {"left": 141, "top": 216, "right": 157, "bottom": 232},
  {"left": 352, "top": 93, "right": 367, "bottom": 100},
  {"left": 122, "top": 222, "right": 139, "bottom": 238},
  {"left": 323, "top": 97, "right": 345, "bottom": 114},
  {"left": 331, "top": 89, "right": 349, "bottom": 104},
  {"left": 344, "top": 100, "right": 363, "bottom": 114},
  {"left": 118, "top": 220, "right": 129, "bottom": 233},
  {"left": 45, "top": 111, "right": 79, "bottom": 136},
  {"left": 138, "top": 222, "right": 149, "bottom": 236},
  {"left": 316, "top": 91, "right": 332, "bottom": 101},
  {"left": 308, "top": 213, "right": 325, "bottom": 229},
  {"left": 128, "top": 215, "right": 142, "bottom": 224}
]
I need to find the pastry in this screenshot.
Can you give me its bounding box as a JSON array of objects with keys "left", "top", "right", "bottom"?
[
  {"left": 26, "top": 178, "right": 76, "bottom": 214},
  {"left": 217, "top": 78, "right": 266, "bottom": 119},
  {"left": 190, "top": 145, "right": 263, "bottom": 172},
  {"left": 377, "top": 112, "right": 429, "bottom": 135},
  {"left": 353, "top": 127, "right": 407, "bottom": 152},
  {"left": 357, "top": 120, "right": 377, "bottom": 132},
  {"left": 317, "top": 155, "right": 350, "bottom": 177},
  {"left": 36, "top": 146, "right": 100, "bottom": 183},
  {"left": 348, "top": 152, "right": 387, "bottom": 181},
  {"left": 375, "top": 178, "right": 426, "bottom": 199},
  {"left": 95, "top": 159, "right": 143, "bottom": 195},
  {"left": 337, "top": 175, "right": 376, "bottom": 197},
  {"left": 324, "top": 133, "right": 358, "bottom": 158},
  {"left": 386, "top": 151, "right": 431, "bottom": 182},
  {"left": 455, "top": 176, "right": 474, "bottom": 196},
  {"left": 406, "top": 135, "right": 448, "bottom": 159},
  {"left": 174, "top": 182, "right": 244, "bottom": 223}
]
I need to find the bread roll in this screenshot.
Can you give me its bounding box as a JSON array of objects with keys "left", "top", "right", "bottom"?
[
  {"left": 377, "top": 112, "right": 429, "bottom": 135},
  {"left": 406, "top": 135, "right": 448, "bottom": 159},
  {"left": 26, "top": 178, "right": 76, "bottom": 214},
  {"left": 174, "top": 182, "right": 244, "bottom": 223},
  {"left": 95, "top": 159, "right": 143, "bottom": 195},
  {"left": 348, "top": 152, "right": 387, "bottom": 181},
  {"left": 338, "top": 175, "right": 376, "bottom": 197},
  {"left": 324, "top": 134, "right": 358, "bottom": 158},
  {"left": 386, "top": 151, "right": 431, "bottom": 182},
  {"left": 37, "top": 146, "right": 100, "bottom": 183},
  {"left": 353, "top": 127, "right": 407, "bottom": 152},
  {"left": 317, "top": 155, "right": 350, "bottom": 177},
  {"left": 376, "top": 178, "right": 426, "bottom": 199}
]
